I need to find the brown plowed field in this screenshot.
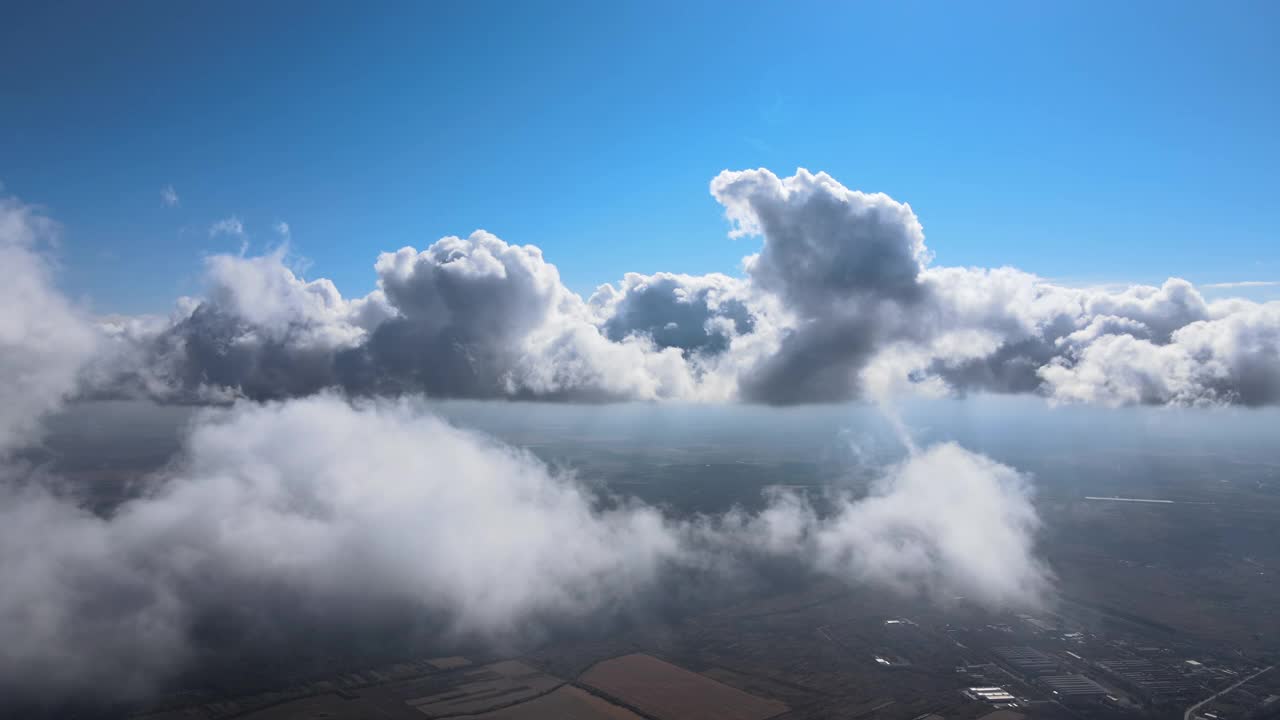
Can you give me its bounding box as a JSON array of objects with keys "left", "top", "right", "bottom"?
[
  {"left": 580, "top": 653, "right": 788, "bottom": 720},
  {"left": 471, "top": 685, "right": 644, "bottom": 719}
]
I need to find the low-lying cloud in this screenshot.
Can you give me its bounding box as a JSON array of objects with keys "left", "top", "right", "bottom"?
[
  {"left": 0, "top": 396, "right": 681, "bottom": 700},
  {"left": 0, "top": 395, "right": 1049, "bottom": 703},
  {"left": 729, "top": 440, "right": 1048, "bottom": 609}
]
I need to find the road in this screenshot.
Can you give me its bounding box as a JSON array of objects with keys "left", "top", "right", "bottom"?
[{"left": 1184, "top": 664, "right": 1274, "bottom": 720}]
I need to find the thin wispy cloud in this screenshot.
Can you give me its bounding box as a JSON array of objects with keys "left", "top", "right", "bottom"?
[
  {"left": 273, "top": 220, "right": 290, "bottom": 239},
  {"left": 1202, "top": 280, "right": 1279, "bottom": 289},
  {"left": 208, "top": 216, "right": 244, "bottom": 239},
  {"left": 160, "top": 185, "right": 180, "bottom": 207}
]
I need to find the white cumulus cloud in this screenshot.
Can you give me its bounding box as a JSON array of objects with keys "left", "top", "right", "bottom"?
[
  {"left": 60, "top": 168, "right": 1280, "bottom": 409},
  {"left": 0, "top": 395, "right": 1049, "bottom": 702}
]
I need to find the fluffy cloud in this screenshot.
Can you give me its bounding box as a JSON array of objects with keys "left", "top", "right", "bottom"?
[
  {"left": 0, "top": 197, "right": 97, "bottom": 452},
  {"left": 735, "top": 442, "right": 1048, "bottom": 608},
  {"left": 702, "top": 170, "right": 1278, "bottom": 407},
  {"left": 710, "top": 168, "right": 934, "bottom": 403},
  {"left": 337, "top": 232, "right": 701, "bottom": 401},
  {"left": 74, "top": 168, "right": 1280, "bottom": 408},
  {"left": 590, "top": 271, "right": 754, "bottom": 355},
  {"left": 98, "top": 249, "right": 378, "bottom": 402},
  {"left": 1082, "top": 277, "right": 1210, "bottom": 342},
  {"left": 712, "top": 168, "right": 929, "bottom": 310},
  {"left": 906, "top": 266, "right": 1087, "bottom": 396},
  {"left": 1039, "top": 301, "right": 1280, "bottom": 406},
  {"left": 339, "top": 232, "right": 580, "bottom": 397},
  {"left": 0, "top": 396, "right": 683, "bottom": 700},
  {"left": 0, "top": 395, "right": 1048, "bottom": 703},
  {"left": 101, "top": 232, "right": 706, "bottom": 404},
  {"left": 911, "top": 269, "right": 1280, "bottom": 406}
]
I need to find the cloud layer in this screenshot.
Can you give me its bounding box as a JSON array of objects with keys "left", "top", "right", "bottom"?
[
  {"left": 0, "top": 395, "right": 1048, "bottom": 702},
  {"left": 81, "top": 167, "right": 1280, "bottom": 409},
  {"left": 0, "top": 396, "right": 681, "bottom": 699}
]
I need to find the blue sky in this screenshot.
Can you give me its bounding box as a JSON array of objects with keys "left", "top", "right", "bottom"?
[{"left": 2, "top": 1, "right": 1277, "bottom": 314}]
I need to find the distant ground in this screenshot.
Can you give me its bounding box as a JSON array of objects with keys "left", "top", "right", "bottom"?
[{"left": 28, "top": 400, "right": 1280, "bottom": 719}]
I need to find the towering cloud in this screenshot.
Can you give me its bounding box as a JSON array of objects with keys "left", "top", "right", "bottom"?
[
  {"left": 712, "top": 168, "right": 929, "bottom": 310},
  {"left": 710, "top": 168, "right": 934, "bottom": 403}
]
